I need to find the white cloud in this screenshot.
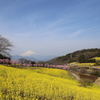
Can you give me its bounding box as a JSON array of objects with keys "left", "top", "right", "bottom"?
[
  {"left": 20, "top": 50, "right": 37, "bottom": 56},
  {"left": 68, "top": 30, "right": 83, "bottom": 39}
]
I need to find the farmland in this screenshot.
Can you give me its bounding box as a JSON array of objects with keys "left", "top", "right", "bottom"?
[
  {"left": 69, "top": 62, "right": 95, "bottom": 67},
  {"left": 0, "top": 65, "right": 100, "bottom": 100},
  {"left": 93, "top": 57, "right": 100, "bottom": 61}
]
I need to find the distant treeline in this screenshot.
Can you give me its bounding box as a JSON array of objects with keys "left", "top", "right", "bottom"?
[{"left": 47, "top": 48, "right": 100, "bottom": 64}]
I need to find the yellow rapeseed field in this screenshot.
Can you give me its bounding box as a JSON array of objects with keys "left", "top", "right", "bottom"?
[
  {"left": 93, "top": 57, "right": 100, "bottom": 61},
  {"left": 0, "top": 65, "right": 100, "bottom": 100},
  {"left": 70, "top": 62, "right": 95, "bottom": 67}
]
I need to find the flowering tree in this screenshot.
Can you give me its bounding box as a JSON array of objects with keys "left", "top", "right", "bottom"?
[{"left": 0, "top": 59, "right": 11, "bottom": 64}]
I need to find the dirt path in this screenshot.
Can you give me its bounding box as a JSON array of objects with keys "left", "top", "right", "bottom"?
[
  {"left": 70, "top": 72, "right": 80, "bottom": 80},
  {"left": 94, "top": 77, "right": 100, "bottom": 86}
]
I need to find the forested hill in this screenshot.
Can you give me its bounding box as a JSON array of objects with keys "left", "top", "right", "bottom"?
[{"left": 47, "top": 48, "right": 100, "bottom": 65}]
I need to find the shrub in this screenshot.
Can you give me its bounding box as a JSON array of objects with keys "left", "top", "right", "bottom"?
[
  {"left": 94, "top": 61, "right": 100, "bottom": 66},
  {"left": 91, "top": 70, "right": 100, "bottom": 77},
  {"left": 78, "top": 78, "right": 93, "bottom": 87}
]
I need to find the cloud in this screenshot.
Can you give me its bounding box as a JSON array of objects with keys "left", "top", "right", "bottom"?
[
  {"left": 68, "top": 30, "right": 83, "bottom": 39},
  {"left": 20, "top": 50, "right": 37, "bottom": 56}
]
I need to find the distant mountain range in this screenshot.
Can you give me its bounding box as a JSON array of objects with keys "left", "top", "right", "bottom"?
[{"left": 11, "top": 55, "right": 56, "bottom": 61}]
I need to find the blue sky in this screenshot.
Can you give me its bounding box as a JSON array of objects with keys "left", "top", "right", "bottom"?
[{"left": 0, "top": 0, "right": 100, "bottom": 57}]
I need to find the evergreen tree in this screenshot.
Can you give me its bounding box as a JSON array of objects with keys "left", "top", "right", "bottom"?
[{"left": 78, "top": 54, "right": 86, "bottom": 63}]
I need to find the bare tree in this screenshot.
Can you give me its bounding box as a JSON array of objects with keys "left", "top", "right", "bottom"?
[
  {"left": 18, "top": 58, "right": 27, "bottom": 64},
  {"left": 0, "top": 35, "right": 13, "bottom": 57},
  {"left": 37, "top": 61, "right": 45, "bottom": 64}
]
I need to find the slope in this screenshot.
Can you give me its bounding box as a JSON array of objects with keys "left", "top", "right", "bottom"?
[{"left": 0, "top": 65, "right": 100, "bottom": 100}]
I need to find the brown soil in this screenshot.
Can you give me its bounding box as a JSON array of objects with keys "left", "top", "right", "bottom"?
[{"left": 78, "top": 73, "right": 98, "bottom": 82}]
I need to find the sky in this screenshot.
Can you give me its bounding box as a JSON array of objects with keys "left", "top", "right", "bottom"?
[{"left": 0, "top": 0, "right": 100, "bottom": 57}]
